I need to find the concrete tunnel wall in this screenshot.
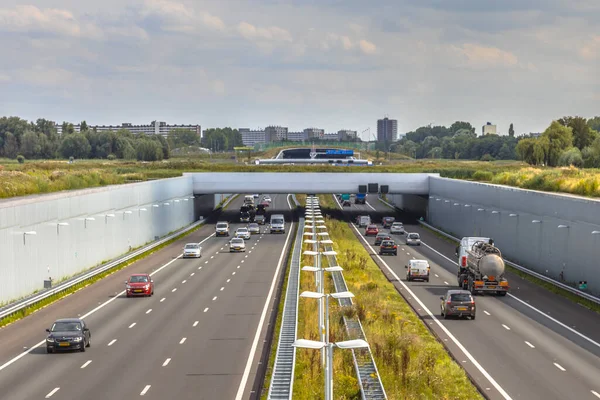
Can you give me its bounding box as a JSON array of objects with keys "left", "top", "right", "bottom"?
[
  {"left": 424, "top": 177, "right": 600, "bottom": 296},
  {"left": 0, "top": 177, "right": 232, "bottom": 304}
]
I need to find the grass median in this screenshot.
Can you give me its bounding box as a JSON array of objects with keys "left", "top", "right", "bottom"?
[{"left": 308, "top": 195, "right": 484, "bottom": 399}]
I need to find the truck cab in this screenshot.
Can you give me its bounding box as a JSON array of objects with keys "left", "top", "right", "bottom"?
[
  {"left": 355, "top": 193, "right": 366, "bottom": 204},
  {"left": 341, "top": 194, "right": 351, "bottom": 207}
]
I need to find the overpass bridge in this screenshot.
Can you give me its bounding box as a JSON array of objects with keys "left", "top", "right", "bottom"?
[{"left": 184, "top": 172, "right": 438, "bottom": 195}]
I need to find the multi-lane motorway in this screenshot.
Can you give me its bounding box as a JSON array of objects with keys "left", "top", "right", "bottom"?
[
  {"left": 0, "top": 194, "right": 294, "bottom": 400},
  {"left": 332, "top": 195, "right": 600, "bottom": 400}
]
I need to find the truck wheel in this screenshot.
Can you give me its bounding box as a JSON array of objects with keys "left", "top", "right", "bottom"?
[
  {"left": 471, "top": 314, "right": 476, "bottom": 320},
  {"left": 497, "top": 291, "right": 507, "bottom": 296}
]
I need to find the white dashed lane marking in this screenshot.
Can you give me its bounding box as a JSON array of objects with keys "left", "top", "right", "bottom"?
[
  {"left": 162, "top": 358, "right": 171, "bottom": 367},
  {"left": 146, "top": 309, "right": 152, "bottom": 314},
  {"left": 140, "top": 385, "right": 151, "bottom": 396},
  {"left": 212, "top": 296, "right": 218, "bottom": 301},
  {"left": 108, "top": 339, "right": 117, "bottom": 346},
  {"left": 444, "top": 281, "right": 449, "bottom": 285},
  {"left": 554, "top": 363, "right": 566, "bottom": 371},
  {"left": 220, "top": 287, "right": 224, "bottom": 291},
  {"left": 483, "top": 311, "right": 491, "bottom": 316},
  {"left": 204, "top": 308, "right": 209, "bottom": 313},
  {"left": 591, "top": 390, "right": 600, "bottom": 399},
  {"left": 160, "top": 298, "right": 166, "bottom": 302},
  {"left": 502, "top": 324, "right": 511, "bottom": 330},
  {"left": 182, "top": 280, "right": 187, "bottom": 284},
  {"left": 81, "top": 360, "right": 92, "bottom": 369},
  {"left": 129, "top": 323, "right": 136, "bottom": 328},
  {"left": 45, "top": 388, "right": 60, "bottom": 398},
  {"left": 525, "top": 341, "right": 535, "bottom": 348},
  {"left": 227, "top": 279, "right": 231, "bottom": 283},
  {"left": 172, "top": 288, "right": 177, "bottom": 292},
  {"left": 180, "top": 338, "right": 187, "bottom": 344},
  {"left": 193, "top": 321, "right": 199, "bottom": 327}
]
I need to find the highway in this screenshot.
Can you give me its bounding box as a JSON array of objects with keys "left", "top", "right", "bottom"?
[
  {"left": 331, "top": 194, "right": 600, "bottom": 400},
  {"left": 0, "top": 194, "right": 295, "bottom": 400}
]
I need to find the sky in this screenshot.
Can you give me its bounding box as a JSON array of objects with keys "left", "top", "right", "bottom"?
[{"left": 0, "top": 0, "right": 598, "bottom": 140}]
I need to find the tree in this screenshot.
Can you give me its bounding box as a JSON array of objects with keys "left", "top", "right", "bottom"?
[
  {"left": 114, "top": 136, "right": 136, "bottom": 159},
  {"left": 20, "top": 131, "right": 41, "bottom": 158},
  {"left": 588, "top": 116, "right": 600, "bottom": 133},
  {"left": 558, "top": 147, "right": 583, "bottom": 167},
  {"left": 3, "top": 132, "right": 19, "bottom": 158},
  {"left": 542, "top": 121, "right": 573, "bottom": 166},
  {"left": 508, "top": 123, "right": 515, "bottom": 137},
  {"left": 80, "top": 121, "right": 89, "bottom": 132},
  {"left": 168, "top": 129, "right": 200, "bottom": 149},
  {"left": 61, "top": 122, "right": 75, "bottom": 135},
  {"left": 569, "top": 117, "right": 595, "bottom": 150},
  {"left": 136, "top": 139, "right": 163, "bottom": 161},
  {"left": 449, "top": 121, "right": 475, "bottom": 135},
  {"left": 59, "top": 133, "right": 91, "bottom": 159}
]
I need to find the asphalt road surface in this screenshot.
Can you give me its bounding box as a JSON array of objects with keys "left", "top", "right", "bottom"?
[
  {"left": 330, "top": 194, "right": 600, "bottom": 400},
  {"left": 0, "top": 194, "right": 295, "bottom": 400}
]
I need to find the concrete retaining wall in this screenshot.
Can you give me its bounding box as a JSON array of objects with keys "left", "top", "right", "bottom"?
[
  {"left": 427, "top": 177, "right": 600, "bottom": 295},
  {"left": 0, "top": 178, "right": 230, "bottom": 304}
]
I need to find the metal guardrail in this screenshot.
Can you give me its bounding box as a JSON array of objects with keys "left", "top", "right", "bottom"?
[
  {"left": 324, "top": 248, "right": 388, "bottom": 400},
  {"left": 267, "top": 213, "right": 304, "bottom": 400},
  {"left": 0, "top": 193, "right": 239, "bottom": 322},
  {"left": 417, "top": 220, "right": 600, "bottom": 305}
]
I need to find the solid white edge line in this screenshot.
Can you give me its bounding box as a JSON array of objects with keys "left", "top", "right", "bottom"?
[
  {"left": 140, "top": 385, "right": 151, "bottom": 395},
  {"left": 553, "top": 362, "right": 566, "bottom": 371},
  {"left": 81, "top": 360, "right": 92, "bottom": 369},
  {"left": 234, "top": 196, "right": 294, "bottom": 400},
  {"left": 45, "top": 387, "right": 60, "bottom": 398},
  {"left": 162, "top": 358, "right": 171, "bottom": 367},
  {"left": 349, "top": 221, "right": 513, "bottom": 400},
  {"left": 418, "top": 237, "right": 600, "bottom": 351},
  {"left": 365, "top": 201, "right": 377, "bottom": 211},
  {"left": 0, "top": 232, "right": 217, "bottom": 373}
]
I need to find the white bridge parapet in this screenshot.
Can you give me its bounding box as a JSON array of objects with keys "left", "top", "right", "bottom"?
[{"left": 184, "top": 172, "right": 438, "bottom": 194}]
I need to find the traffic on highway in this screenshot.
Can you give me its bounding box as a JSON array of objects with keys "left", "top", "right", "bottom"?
[
  {"left": 0, "top": 194, "right": 294, "bottom": 400},
  {"left": 332, "top": 193, "right": 600, "bottom": 400}
]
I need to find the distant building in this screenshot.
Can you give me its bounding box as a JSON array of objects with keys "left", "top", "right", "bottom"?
[
  {"left": 265, "top": 126, "right": 288, "bottom": 142},
  {"left": 287, "top": 131, "right": 308, "bottom": 141},
  {"left": 239, "top": 128, "right": 266, "bottom": 146},
  {"left": 322, "top": 133, "right": 339, "bottom": 141},
  {"left": 482, "top": 122, "right": 497, "bottom": 135},
  {"left": 55, "top": 121, "right": 201, "bottom": 138},
  {"left": 304, "top": 128, "right": 325, "bottom": 140},
  {"left": 377, "top": 118, "right": 397, "bottom": 142},
  {"left": 338, "top": 129, "right": 358, "bottom": 141}
]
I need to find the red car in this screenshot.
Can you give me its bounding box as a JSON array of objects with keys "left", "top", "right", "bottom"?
[
  {"left": 365, "top": 224, "right": 379, "bottom": 236},
  {"left": 125, "top": 274, "right": 154, "bottom": 297}
]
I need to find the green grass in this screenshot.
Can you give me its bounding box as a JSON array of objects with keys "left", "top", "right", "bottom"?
[
  {"left": 0, "top": 221, "right": 206, "bottom": 329},
  {"left": 292, "top": 195, "right": 483, "bottom": 399}
]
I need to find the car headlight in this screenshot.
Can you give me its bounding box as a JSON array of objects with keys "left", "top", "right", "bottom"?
[
  {"left": 46, "top": 337, "right": 55, "bottom": 342},
  {"left": 126, "top": 285, "right": 132, "bottom": 289},
  {"left": 144, "top": 284, "right": 150, "bottom": 289},
  {"left": 72, "top": 337, "right": 82, "bottom": 342}
]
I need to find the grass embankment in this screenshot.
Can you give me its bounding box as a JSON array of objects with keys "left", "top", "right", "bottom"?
[
  {"left": 296, "top": 195, "right": 482, "bottom": 399},
  {"left": 4, "top": 158, "right": 600, "bottom": 200}
]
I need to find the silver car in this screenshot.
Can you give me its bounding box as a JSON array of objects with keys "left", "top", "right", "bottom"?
[
  {"left": 390, "top": 222, "right": 405, "bottom": 234},
  {"left": 406, "top": 233, "right": 421, "bottom": 246},
  {"left": 248, "top": 223, "right": 260, "bottom": 234},
  {"left": 183, "top": 243, "right": 201, "bottom": 258},
  {"left": 235, "top": 227, "right": 251, "bottom": 240},
  {"left": 229, "top": 238, "right": 246, "bottom": 252}
]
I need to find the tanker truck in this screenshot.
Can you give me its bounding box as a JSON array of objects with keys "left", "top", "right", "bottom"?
[{"left": 456, "top": 237, "right": 509, "bottom": 296}]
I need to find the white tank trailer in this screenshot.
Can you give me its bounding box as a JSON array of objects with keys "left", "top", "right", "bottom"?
[{"left": 461, "top": 240, "right": 509, "bottom": 296}]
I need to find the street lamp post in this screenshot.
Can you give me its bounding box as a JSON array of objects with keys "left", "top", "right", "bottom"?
[
  {"left": 23, "top": 230, "right": 37, "bottom": 245},
  {"left": 56, "top": 222, "right": 69, "bottom": 235}
]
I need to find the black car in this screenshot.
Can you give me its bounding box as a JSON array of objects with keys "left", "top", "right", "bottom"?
[
  {"left": 440, "top": 290, "right": 476, "bottom": 319},
  {"left": 382, "top": 216, "right": 395, "bottom": 228},
  {"left": 379, "top": 240, "right": 398, "bottom": 255},
  {"left": 46, "top": 318, "right": 91, "bottom": 353},
  {"left": 374, "top": 232, "right": 392, "bottom": 246}
]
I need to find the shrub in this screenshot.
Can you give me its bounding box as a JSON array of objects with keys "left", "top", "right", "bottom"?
[
  {"left": 472, "top": 170, "right": 494, "bottom": 181},
  {"left": 107, "top": 154, "right": 117, "bottom": 160},
  {"left": 480, "top": 153, "right": 495, "bottom": 162},
  {"left": 16, "top": 155, "right": 25, "bottom": 164}
]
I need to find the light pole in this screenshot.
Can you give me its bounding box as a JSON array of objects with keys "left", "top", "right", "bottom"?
[
  {"left": 293, "top": 337, "right": 368, "bottom": 400},
  {"left": 104, "top": 213, "right": 116, "bottom": 223},
  {"left": 84, "top": 217, "right": 95, "bottom": 229},
  {"left": 23, "top": 230, "right": 37, "bottom": 245},
  {"left": 122, "top": 210, "right": 133, "bottom": 220},
  {"left": 56, "top": 222, "right": 69, "bottom": 235}
]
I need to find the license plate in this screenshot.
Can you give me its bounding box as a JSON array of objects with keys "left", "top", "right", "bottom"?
[
  {"left": 59, "top": 342, "right": 70, "bottom": 347},
  {"left": 487, "top": 286, "right": 496, "bottom": 289},
  {"left": 456, "top": 307, "right": 467, "bottom": 311},
  {"left": 134, "top": 290, "right": 142, "bottom": 293},
  {"left": 234, "top": 247, "right": 240, "bottom": 250}
]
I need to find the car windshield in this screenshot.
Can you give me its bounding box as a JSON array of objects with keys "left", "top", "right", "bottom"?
[
  {"left": 185, "top": 244, "right": 199, "bottom": 249},
  {"left": 450, "top": 293, "right": 473, "bottom": 302},
  {"left": 272, "top": 219, "right": 284, "bottom": 224},
  {"left": 130, "top": 275, "right": 149, "bottom": 283},
  {"left": 411, "top": 261, "right": 428, "bottom": 268},
  {"left": 238, "top": 228, "right": 248, "bottom": 232},
  {"left": 231, "top": 239, "right": 243, "bottom": 244},
  {"left": 52, "top": 321, "right": 82, "bottom": 332},
  {"left": 249, "top": 224, "right": 258, "bottom": 228},
  {"left": 216, "top": 223, "right": 228, "bottom": 228},
  {"left": 368, "top": 225, "right": 377, "bottom": 229},
  {"left": 408, "top": 234, "right": 420, "bottom": 239},
  {"left": 382, "top": 241, "right": 394, "bottom": 246},
  {"left": 392, "top": 223, "right": 403, "bottom": 226}
]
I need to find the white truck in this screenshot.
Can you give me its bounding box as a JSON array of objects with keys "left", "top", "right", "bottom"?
[{"left": 456, "top": 237, "right": 509, "bottom": 296}]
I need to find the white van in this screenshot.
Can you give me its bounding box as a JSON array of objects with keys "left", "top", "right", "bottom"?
[
  {"left": 244, "top": 195, "right": 255, "bottom": 205},
  {"left": 405, "top": 259, "right": 430, "bottom": 282},
  {"left": 270, "top": 214, "right": 285, "bottom": 234}
]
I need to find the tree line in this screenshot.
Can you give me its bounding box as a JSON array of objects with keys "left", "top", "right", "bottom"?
[
  {"left": 516, "top": 117, "right": 600, "bottom": 167},
  {"left": 0, "top": 116, "right": 244, "bottom": 161}
]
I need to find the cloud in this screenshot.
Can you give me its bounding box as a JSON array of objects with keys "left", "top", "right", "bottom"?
[
  {"left": 15, "top": 66, "right": 76, "bottom": 87},
  {"left": 237, "top": 22, "right": 292, "bottom": 42},
  {"left": 212, "top": 80, "right": 226, "bottom": 95},
  {"left": 201, "top": 12, "right": 225, "bottom": 31},
  {"left": 580, "top": 35, "right": 600, "bottom": 60},
  {"left": 453, "top": 43, "right": 518, "bottom": 68},
  {"left": 0, "top": 5, "right": 102, "bottom": 39},
  {"left": 0, "top": 73, "right": 11, "bottom": 83},
  {"left": 140, "top": 0, "right": 225, "bottom": 33},
  {"left": 359, "top": 39, "right": 377, "bottom": 54}
]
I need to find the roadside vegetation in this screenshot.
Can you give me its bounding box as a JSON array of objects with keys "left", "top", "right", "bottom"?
[{"left": 293, "top": 195, "right": 483, "bottom": 399}]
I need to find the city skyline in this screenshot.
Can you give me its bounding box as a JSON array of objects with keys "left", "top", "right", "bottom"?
[{"left": 1, "top": 1, "right": 598, "bottom": 137}]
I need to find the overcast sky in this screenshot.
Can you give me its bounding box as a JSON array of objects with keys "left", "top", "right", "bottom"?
[{"left": 0, "top": 0, "right": 598, "bottom": 139}]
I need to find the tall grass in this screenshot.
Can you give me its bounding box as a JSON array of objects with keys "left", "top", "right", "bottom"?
[{"left": 298, "top": 196, "right": 484, "bottom": 399}]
